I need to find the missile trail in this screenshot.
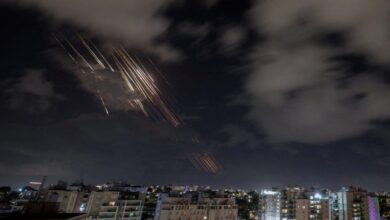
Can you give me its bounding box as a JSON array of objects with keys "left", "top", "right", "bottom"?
[{"left": 54, "top": 33, "right": 181, "bottom": 127}]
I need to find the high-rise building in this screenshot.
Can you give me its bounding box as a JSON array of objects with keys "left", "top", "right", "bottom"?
[
  {"left": 260, "top": 188, "right": 329, "bottom": 220},
  {"left": 142, "top": 186, "right": 163, "bottom": 220},
  {"left": 295, "top": 198, "right": 310, "bottom": 220},
  {"left": 280, "top": 186, "right": 306, "bottom": 220},
  {"left": 232, "top": 190, "right": 259, "bottom": 220},
  {"left": 154, "top": 194, "right": 238, "bottom": 220},
  {"left": 378, "top": 192, "right": 390, "bottom": 218},
  {"left": 259, "top": 189, "right": 281, "bottom": 220},
  {"left": 291, "top": 192, "right": 329, "bottom": 220},
  {"left": 367, "top": 196, "right": 380, "bottom": 220},
  {"left": 307, "top": 192, "right": 329, "bottom": 220},
  {"left": 329, "top": 187, "right": 369, "bottom": 220}
]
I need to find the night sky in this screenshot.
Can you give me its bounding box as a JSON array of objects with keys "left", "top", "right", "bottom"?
[{"left": 1, "top": 0, "right": 390, "bottom": 191}]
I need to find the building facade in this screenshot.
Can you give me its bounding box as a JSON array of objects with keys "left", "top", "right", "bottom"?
[
  {"left": 260, "top": 190, "right": 281, "bottom": 220},
  {"left": 86, "top": 191, "right": 120, "bottom": 217},
  {"left": 97, "top": 199, "right": 143, "bottom": 220},
  {"left": 329, "top": 187, "right": 369, "bottom": 220},
  {"left": 154, "top": 194, "right": 238, "bottom": 220},
  {"left": 295, "top": 199, "right": 310, "bottom": 220},
  {"left": 367, "top": 196, "right": 380, "bottom": 220},
  {"left": 45, "top": 190, "right": 89, "bottom": 213},
  {"left": 281, "top": 186, "right": 307, "bottom": 220}
]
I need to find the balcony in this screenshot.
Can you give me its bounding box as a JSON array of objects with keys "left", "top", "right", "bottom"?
[
  {"left": 100, "top": 208, "right": 118, "bottom": 212},
  {"left": 98, "top": 213, "right": 116, "bottom": 220}
]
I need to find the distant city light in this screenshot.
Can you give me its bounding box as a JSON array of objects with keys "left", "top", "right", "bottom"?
[
  {"left": 79, "top": 203, "right": 86, "bottom": 212},
  {"left": 314, "top": 193, "right": 322, "bottom": 199},
  {"left": 262, "top": 190, "right": 278, "bottom": 195},
  {"left": 29, "top": 181, "right": 42, "bottom": 185}
]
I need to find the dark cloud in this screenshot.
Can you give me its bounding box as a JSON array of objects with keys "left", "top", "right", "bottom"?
[
  {"left": 177, "top": 22, "right": 211, "bottom": 38},
  {"left": 13, "top": 70, "right": 54, "bottom": 96},
  {"left": 7, "top": 0, "right": 182, "bottom": 62},
  {"left": 246, "top": 0, "right": 390, "bottom": 143},
  {"left": 3, "top": 69, "right": 64, "bottom": 112},
  {"left": 254, "top": 0, "right": 390, "bottom": 64},
  {"left": 218, "top": 26, "right": 246, "bottom": 52},
  {"left": 203, "top": 0, "right": 219, "bottom": 9}
]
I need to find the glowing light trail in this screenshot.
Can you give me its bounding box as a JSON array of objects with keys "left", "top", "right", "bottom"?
[
  {"left": 189, "top": 152, "right": 223, "bottom": 174},
  {"left": 54, "top": 33, "right": 181, "bottom": 127}
]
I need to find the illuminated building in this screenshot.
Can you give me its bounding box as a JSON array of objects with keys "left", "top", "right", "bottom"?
[
  {"left": 378, "top": 192, "right": 390, "bottom": 218},
  {"left": 259, "top": 189, "right": 281, "bottom": 220},
  {"left": 154, "top": 194, "right": 238, "bottom": 220},
  {"left": 307, "top": 192, "right": 329, "bottom": 220},
  {"left": 85, "top": 191, "right": 144, "bottom": 220},
  {"left": 232, "top": 190, "right": 259, "bottom": 220},
  {"left": 295, "top": 198, "right": 310, "bottom": 220},
  {"left": 280, "top": 186, "right": 306, "bottom": 220},
  {"left": 329, "top": 187, "right": 369, "bottom": 220},
  {"left": 367, "top": 196, "right": 380, "bottom": 220},
  {"left": 96, "top": 199, "right": 143, "bottom": 220},
  {"left": 260, "top": 188, "right": 329, "bottom": 220},
  {"left": 142, "top": 187, "right": 160, "bottom": 220}
]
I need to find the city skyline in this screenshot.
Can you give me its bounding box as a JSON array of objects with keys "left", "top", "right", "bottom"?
[{"left": 3, "top": 181, "right": 388, "bottom": 220}]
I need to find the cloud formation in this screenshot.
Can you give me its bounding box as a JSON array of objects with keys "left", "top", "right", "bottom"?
[
  {"left": 247, "top": 0, "right": 390, "bottom": 143},
  {"left": 11, "top": 0, "right": 181, "bottom": 61},
  {"left": 255, "top": 0, "right": 390, "bottom": 63},
  {"left": 219, "top": 26, "right": 245, "bottom": 52},
  {"left": 3, "top": 69, "right": 63, "bottom": 112}
]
